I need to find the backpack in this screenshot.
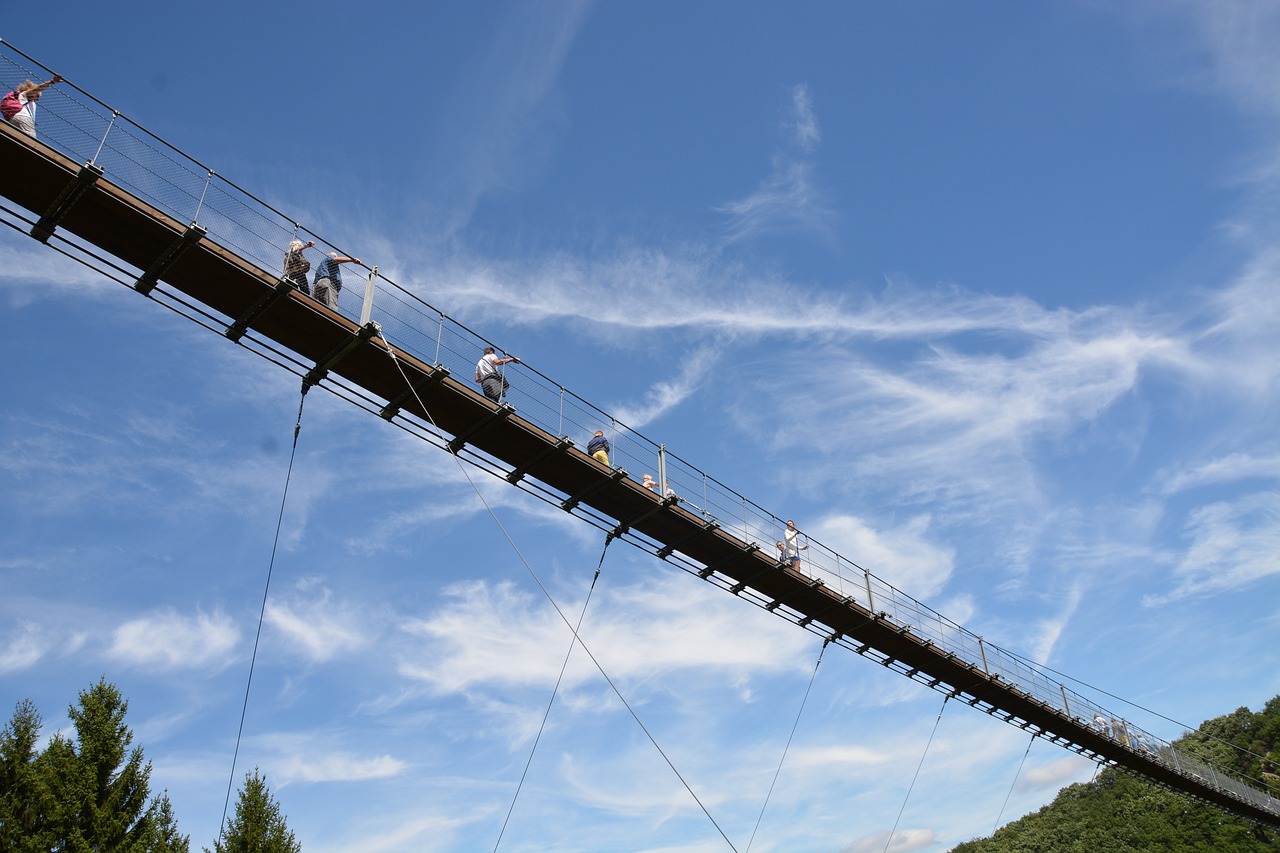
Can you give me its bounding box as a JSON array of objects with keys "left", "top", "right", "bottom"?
[{"left": 1, "top": 89, "right": 23, "bottom": 121}]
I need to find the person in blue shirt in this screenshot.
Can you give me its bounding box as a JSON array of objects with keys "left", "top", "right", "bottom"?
[
  {"left": 588, "top": 431, "right": 610, "bottom": 466},
  {"left": 312, "top": 251, "right": 361, "bottom": 310}
]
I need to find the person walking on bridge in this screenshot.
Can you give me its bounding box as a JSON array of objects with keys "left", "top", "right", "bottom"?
[
  {"left": 475, "top": 346, "right": 519, "bottom": 403},
  {"left": 311, "top": 251, "right": 360, "bottom": 310},
  {"left": 782, "top": 519, "right": 808, "bottom": 570},
  {"left": 2, "top": 74, "right": 63, "bottom": 139},
  {"left": 588, "top": 431, "right": 610, "bottom": 466},
  {"left": 283, "top": 239, "right": 315, "bottom": 295}
]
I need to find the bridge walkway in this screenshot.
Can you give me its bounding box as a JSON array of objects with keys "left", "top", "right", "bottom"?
[{"left": 1, "top": 43, "right": 1275, "bottom": 829}]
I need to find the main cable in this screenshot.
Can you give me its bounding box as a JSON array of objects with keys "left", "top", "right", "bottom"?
[
  {"left": 216, "top": 383, "right": 309, "bottom": 847},
  {"left": 745, "top": 638, "right": 829, "bottom": 853},
  {"left": 377, "top": 331, "right": 740, "bottom": 851},
  {"left": 993, "top": 733, "right": 1035, "bottom": 833},
  {"left": 493, "top": 534, "right": 613, "bottom": 852},
  {"left": 883, "top": 694, "right": 949, "bottom": 853}
]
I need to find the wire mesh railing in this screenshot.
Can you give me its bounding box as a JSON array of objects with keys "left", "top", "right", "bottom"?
[{"left": 2, "top": 39, "right": 1276, "bottom": 817}]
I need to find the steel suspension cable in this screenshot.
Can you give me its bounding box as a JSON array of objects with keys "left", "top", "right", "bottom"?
[
  {"left": 883, "top": 694, "right": 949, "bottom": 853},
  {"left": 993, "top": 733, "right": 1035, "bottom": 833},
  {"left": 377, "top": 331, "right": 740, "bottom": 851},
  {"left": 745, "top": 638, "right": 829, "bottom": 853},
  {"left": 493, "top": 534, "right": 613, "bottom": 853},
  {"left": 216, "top": 383, "right": 309, "bottom": 847}
]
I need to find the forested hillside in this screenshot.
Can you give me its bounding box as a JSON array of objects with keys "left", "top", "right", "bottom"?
[{"left": 951, "top": 696, "right": 1280, "bottom": 852}]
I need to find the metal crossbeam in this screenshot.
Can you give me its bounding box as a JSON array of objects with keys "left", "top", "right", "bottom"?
[
  {"left": 225, "top": 278, "right": 295, "bottom": 342},
  {"left": 379, "top": 364, "right": 450, "bottom": 420},
  {"left": 302, "top": 322, "right": 379, "bottom": 388},
  {"left": 765, "top": 576, "right": 825, "bottom": 611},
  {"left": 506, "top": 437, "right": 573, "bottom": 484},
  {"left": 30, "top": 161, "right": 102, "bottom": 243},
  {"left": 656, "top": 519, "right": 719, "bottom": 559},
  {"left": 561, "top": 468, "right": 627, "bottom": 511},
  {"left": 134, "top": 224, "right": 205, "bottom": 295},
  {"left": 698, "top": 542, "right": 761, "bottom": 580},
  {"left": 447, "top": 404, "right": 514, "bottom": 453},
  {"left": 609, "top": 494, "right": 679, "bottom": 539}
]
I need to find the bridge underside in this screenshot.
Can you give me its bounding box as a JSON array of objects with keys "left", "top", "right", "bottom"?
[{"left": 1, "top": 120, "right": 1274, "bottom": 829}]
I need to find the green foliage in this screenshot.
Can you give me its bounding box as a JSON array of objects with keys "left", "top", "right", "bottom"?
[
  {"left": 950, "top": 696, "right": 1280, "bottom": 852},
  {"left": 0, "top": 679, "right": 190, "bottom": 853},
  {"left": 206, "top": 770, "right": 300, "bottom": 853},
  {"left": 0, "top": 699, "right": 57, "bottom": 853}
]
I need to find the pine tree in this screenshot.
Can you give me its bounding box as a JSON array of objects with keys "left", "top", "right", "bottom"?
[
  {"left": 0, "top": 699, "right": 55, "bottom": 853},
  {"left": 43, "top": 678, "right": 156, "bottom": 851},
  {"left": 0, "top": 679, "right": 190, "bottom": 853},
  {"left": 207, "top": 770, "right": 300, "bottom": 853}
]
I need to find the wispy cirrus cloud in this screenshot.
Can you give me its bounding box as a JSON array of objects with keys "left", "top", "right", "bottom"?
[
  {"left": 1144, "top": 492, "right": 1280, "bottom": 604},
  {"left": 1155, "top": 451, "right": 1280, "bottom": 495},
  {"left": 423, "top": 0, "right": 597, "bottom": 235},
  {"left": 811, "top": 513, "right": 955, "bottom": 600},
  {"left": 266, "top": 584, "right": 371, "bottom": 663},
  {"left": 610, "top": 344, "right": 719, "bottom": 430},
  {"left": 717, "top": 83, "right": 835, "bottom": 244}
]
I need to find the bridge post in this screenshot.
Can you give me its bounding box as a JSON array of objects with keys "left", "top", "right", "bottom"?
[
  {"left": 1060, "top": 684, "right": 1071, "bottom": 718},
  {"left": 360, "top": 265, "right": 378, "bottom": 326},
  {"left": 434, "top": 312, "right": 444, "bottom": 365},
  {"left": 978, "top": 636, "right": 991, "bottom": 675},
  {"left": 658, "top": 444, "right": 668, "bottom": 497},
  {"left": 863, "top": 568, "right": 874, "bottom": 612}
]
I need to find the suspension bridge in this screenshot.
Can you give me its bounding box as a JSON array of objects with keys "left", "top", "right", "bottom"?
[{"left": 2, "top": 40, "right": 1277, "bottom": 835}]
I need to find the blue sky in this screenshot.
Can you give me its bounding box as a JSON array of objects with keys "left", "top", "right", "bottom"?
[{"left": 2, "top": 2, "right": 1279, "bottom": 851}]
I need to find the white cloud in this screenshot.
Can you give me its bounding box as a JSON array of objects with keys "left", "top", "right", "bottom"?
[
  {"left": 717, "top": 83, "right": 835, "bottom": 244},
  {"left": 841, "top": 827, "right": 936, "bottom": 853},
  {"left": 423, "top": 0, "right": 596, "bottom": 235},
  {"left": 397, "top": 571, "right": 810, "bottom": 697},
  {"left": 812, "top": 514, "right": 954, "bottom": 600},
  {"left": 0, "top": 233, "right": 127, "bottom": 306},
  {"left": 107, "top": 608, "right": 239, "bottom": 670},
  {"left": 266, "top": 586, "right": 370, "bottom": 663},
  {"left": 276, "top": 751, "right": 406, "bottom": 784},
  {"left": 1019, "top": 755, "right": 1094, "bottom": 791},
  {"left": 787, "top": 84, "right": 821, "bottom": 153},
  {"left": 1145, "top": 491, "right": 1280, "bottom": 604},
  {"left": 1028, "top": 585, "right": 1082, "bottom": 664},
  {"left": 611, "top": 345, "right": 718, "bottom": 430},
  {"left": 1156, "top": 451, "right": 1280, "bottom": 495},
  {"left": 0, "top": 623, "right": 49, "bottom": 674}
]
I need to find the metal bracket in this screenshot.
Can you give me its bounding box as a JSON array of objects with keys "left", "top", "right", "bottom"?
[
  {"left": 302, "top": 322, "right": 379, "bottom": 389},
  {"left": 797, "top": 595, "right": 857, "bottom": 628},
  {"left": 699, "top": 542, "right": 761, "bottom": 581},
  {"left": 225, "top": 278, "right": 295, "bottom": 342},
  {"left": 447, "top": 404, "right": 514, "bottom": 453},
  {"left": 134, "top": 224, "right": 206, "bottom": 295},
  {"left": 506, "top": 437, "right": 573, "bottom": 484},
  {"left": 561, "top": 468, "right": 627, "bottom": 511},
  {"left": 765, "top": 576, "right": 826, "bottom": 611},
  {"left": 31, "top": 161, "right": 103, "bottom": 243},
  {"left": 609, "top": 494, "right": 679, "bottom": 539},
  {"left": 656, "top": 519, "right": 719, "bottom": 559},
  {"left": 380, "top": 364, "right": 450, "bottom": 420}
]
